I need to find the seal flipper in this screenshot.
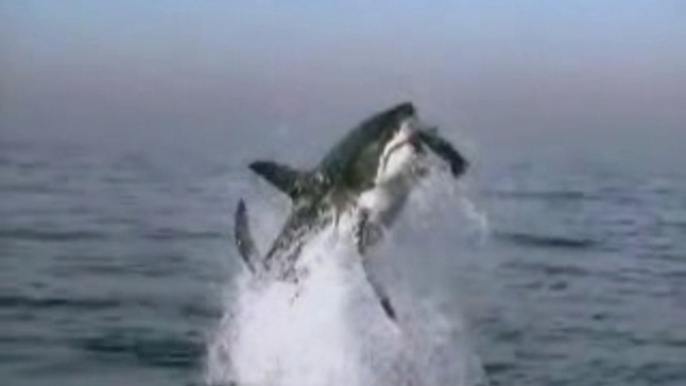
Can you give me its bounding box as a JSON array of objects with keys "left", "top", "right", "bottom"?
[
  {"left": 417, "top": 129, "right": 468, "bottom": 178},
  {"left": 234, "top": 199, "right": 260, "bottom": 273}
]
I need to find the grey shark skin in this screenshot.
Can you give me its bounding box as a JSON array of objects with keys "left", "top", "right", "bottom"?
[{"left": 234, "top": 102, "right": 468, "bottom": 321}]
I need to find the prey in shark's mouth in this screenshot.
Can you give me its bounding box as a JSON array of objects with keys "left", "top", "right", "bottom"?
[{"left": 234, "top": 102, "right": 468, "bottom": 322}]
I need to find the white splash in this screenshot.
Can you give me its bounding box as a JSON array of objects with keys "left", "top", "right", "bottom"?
[{"left": 206, "top": 176, "right": 488, "bottom": 386}]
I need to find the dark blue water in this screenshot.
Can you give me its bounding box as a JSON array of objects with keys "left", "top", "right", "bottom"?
[{"left": 0, "top": 135, "right": 684, "bottom": 386}]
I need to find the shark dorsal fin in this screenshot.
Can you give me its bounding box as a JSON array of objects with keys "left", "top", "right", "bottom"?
[{"left": 249, "top": 161, "right": 308, "bottom": 200}]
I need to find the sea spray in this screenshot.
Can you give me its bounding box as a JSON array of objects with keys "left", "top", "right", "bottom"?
[
  {"left": 206, "top": 174, "right": 488, "bottom": 386},
  {"left": 206, "top": 226, "right": 364, "bottom": 386}
]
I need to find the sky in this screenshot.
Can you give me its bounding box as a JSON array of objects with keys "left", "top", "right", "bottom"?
[{"left": 1, "top": 1, "right": 684, "bottom": 167}]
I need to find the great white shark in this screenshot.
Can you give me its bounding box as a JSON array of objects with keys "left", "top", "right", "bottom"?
[{"left": 234, "top": 102, "right": 468, "bottom": 321}]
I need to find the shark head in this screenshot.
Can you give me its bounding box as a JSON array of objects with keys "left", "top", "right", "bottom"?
[
  {"left": 375, "top": 115, "right": 427, "bottom": 185},
  {"left": 362, "top": 102, "right": 417, "bottom": 151},
  {"left": 316, "top": 102, "right": 426, "bottom": 192}
]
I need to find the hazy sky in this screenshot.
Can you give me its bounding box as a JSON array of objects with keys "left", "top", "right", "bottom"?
[{"left": 1, "top": 1, "right": 684, "bottom": 165}]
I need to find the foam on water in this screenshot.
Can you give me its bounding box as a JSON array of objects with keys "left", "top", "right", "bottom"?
[{"left": 206, "top": 174, "right": 488, "bottom": 386}]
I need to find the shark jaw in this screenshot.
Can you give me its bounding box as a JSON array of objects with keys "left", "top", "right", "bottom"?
[
  {"left": 356, "top": 117, "right": 429, "bottom": 243},
  {"left": 375, "top": 117, "right": 426, "bottom": 184}
]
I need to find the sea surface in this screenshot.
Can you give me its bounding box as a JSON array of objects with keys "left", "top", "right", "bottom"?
[{"left": 0, "top": 133, "right": 685, "bottom": 386}]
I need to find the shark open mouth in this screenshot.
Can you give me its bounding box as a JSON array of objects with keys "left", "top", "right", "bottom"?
[{"left": 378, "top": 135, "right": 431, "bottom": 183}]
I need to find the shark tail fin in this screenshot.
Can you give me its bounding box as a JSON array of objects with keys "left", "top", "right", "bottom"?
[
  {"left": 249, "top": 161, "right": 308, "bottom": 200},
  {"left": 234, "top": 199, "right": 260, "bottom": 273}
]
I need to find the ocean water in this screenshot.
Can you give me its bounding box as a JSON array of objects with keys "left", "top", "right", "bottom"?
[{"left": 0, "top": 134, "right": 684, "bottom": 386}]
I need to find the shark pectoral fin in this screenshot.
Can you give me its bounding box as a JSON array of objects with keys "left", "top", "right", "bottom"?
[
  {"left": 380, "top": 295, "right": 397, "bottom": 321},
  {"left": 355, "top": 211, "right": 397, "bottom": 321},
  {"left": 353, "top": 209, "right": 369, "bottom": 254},
  {"left": 249, "top": 161, "right": 308, "bottom": 199},
  {"left": 234, "top": 199, "right": 260, "bottom": 273},
  {"left": 361, "top": 257, "right": 397, "bottom": 322},
  {"left": 417, "top": 129, "right": 469, "bottom": 178},
  {"left": 353, "top": 209, "right": 384, "bottom": 255}
]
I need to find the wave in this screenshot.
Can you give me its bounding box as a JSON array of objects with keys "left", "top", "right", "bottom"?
[
  {"left": 494, "top": 231, "right": 598, "bottom": 250},
  {"left": 0, "top": 294, "right": 121, "bottom": 311},
  {"left": 485, "top": 189, "right": 594, "bottom": 202},
  {"left": 503, "top": 260, "right": 590, "bottom": 278},
  {"left": 143, "top": 228, "right": 226, "bottom": 241},
  {"left": 73, "top": 329, "right": 203, "bottom": 369},
  {"left": 0, "top": 227, "right": 227, "bottom": 243},
  {"left": 0, "top": 228, "right": 107, "bottom": 242}
]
